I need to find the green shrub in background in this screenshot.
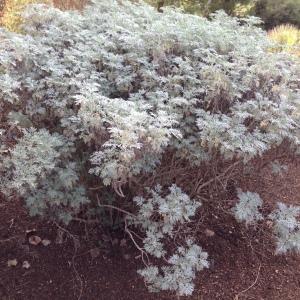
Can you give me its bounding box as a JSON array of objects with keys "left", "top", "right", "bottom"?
[
  {"left": 207, "top": 0, "right": 253, "bottom": 16},
  {"left": 146, "top": 0, "right": 300, "bottom": 30},
  {"left": 145, "top": 0, "right": 202, "bottom": 14},
  {"left": 233, "top": 1, "right": 256, "bottom": 17},
  {"left": 145, "top": 0, "right": 254, "bottom": 16},
  {"left": 254, "top": 0, "right": 300, "bottom": 29}
]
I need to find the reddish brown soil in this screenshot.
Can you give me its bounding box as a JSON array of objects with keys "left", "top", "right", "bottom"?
[{"left": 1, "top": 156, "right": 300, "bottom": 300}]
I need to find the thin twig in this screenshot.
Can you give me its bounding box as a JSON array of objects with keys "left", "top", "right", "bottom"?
[
  {"left": 72, "top": 217, "right": 99, "bottom": 224},
  {"left": 234, "top": 263, "right": 262, "bottom": 300},
  {"left": 97, "top": 195, "right": 136, "bottom": 218},
  {"left": 96, "top": 196, "right": 148, "bottom": 264},
  {"left": 53, "top": 222, "right": 84, "bottom": 300},
  {"left": 125, "top": 219, "right": 149, "bottom": 266},
  {"left": 196, "top": 161, "right": 240, "bottom": 192},
  {"left": 0, "top": 235, "right": 20, "bottom": 243}
]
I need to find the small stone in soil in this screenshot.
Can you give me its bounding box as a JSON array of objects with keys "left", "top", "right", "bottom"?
[{"left": 205, "top": 229, "right": 215, "bottom": 237}]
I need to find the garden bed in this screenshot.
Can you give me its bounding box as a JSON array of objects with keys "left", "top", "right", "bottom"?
[{"left": 1, "top": 153, "right": 299, "bottom": 300}]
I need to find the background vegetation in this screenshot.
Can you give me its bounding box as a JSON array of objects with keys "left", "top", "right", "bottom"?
[{"left": 2, "top": 0, "right": 298, "bottom": 56}]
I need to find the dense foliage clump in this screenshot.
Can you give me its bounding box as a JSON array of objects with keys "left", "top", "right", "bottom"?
[
  {"left": 233, "top": 190, "right": 263, "bottom": 225},
  {"left": 129, "top": 185, "right": 208, "bottom": 295},
  {"left": 0, "top": 0, "right": 299, "bottom": 296},
  {"left": 268, "top": 24, "right": 300, "bottom": 57},
  {"left": 270, "top": 203, "right": 300, "bottom": 254}
]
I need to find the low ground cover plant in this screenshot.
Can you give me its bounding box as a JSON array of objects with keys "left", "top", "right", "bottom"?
[{"left": 0, "top": 0, "right": 299, "bottom": 296}]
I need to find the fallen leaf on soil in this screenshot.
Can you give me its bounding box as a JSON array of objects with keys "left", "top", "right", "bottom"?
[
  {"left": 41, "top": 239, "right": 51, "bottom": 247},
  {"left": 205, "top": 229, "right": 215, "bottom": 237},
  {"left": 29, "top": 235, "right": 42, "bottom": 245},
  {"left": 90, "top": 248, "right": 101, "bottom": 259},
  {"left": 22, "top": 261, "right": 31, "bottom": 269},
  {"left": 7, "top": 259, "right": 18, "bottom": 267}
]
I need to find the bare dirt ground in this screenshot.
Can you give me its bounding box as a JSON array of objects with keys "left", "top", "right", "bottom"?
[{"left": 0, "top": 154, "right": 300, "bottom": 300}]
